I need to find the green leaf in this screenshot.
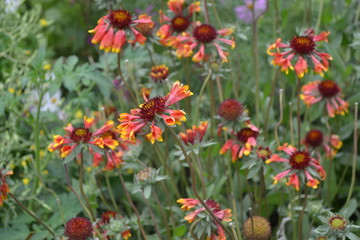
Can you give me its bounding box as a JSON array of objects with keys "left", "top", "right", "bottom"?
[
  {"left": 174, "top": 225, "right": 187, "bottom": 237},
  {"left": 144, "top": 185, "right": 152, "bottom": 199},
  {"left": 63, "top": 144, "right": 82, "bottom": 164},
  {"left": 247, "top": 164, "right": 261, "bottom": 179},
  {"left": 346, "top": 232, "right": 360, "bottom": 240}
]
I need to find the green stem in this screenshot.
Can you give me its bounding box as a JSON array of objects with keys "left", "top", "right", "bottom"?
[
  {"left": 231, "top": 193, "right": 242, "bottom": 240},
  {"left": 289, "top": 102, "right": 295, "bottom": 146},
  {"left": 315, "top": 0, "right": 324, "bottom": 32},
  {"left": 9, "top": 193, "right": 56, "bottom": 237},
  {"left": 195, "top": 70, "right": 212, "bottom": 124},
  {"left": 274, "top": 89, "right": 284, "bottom": 147},
  {"left": 168, "top": 126, "right": 235, "bottom": 240},
  {"left": 203, "top": 0, "right": 210, "bottom": 24},
  {"left": 297, "top": 77, "right": 301, "bottom": 147},
  {"left": 105, "top": 173, "right": 119, "bottom": 212},
  {"left": 141, "top": 191, "right": 163, "bottom": 240},
  {"left": 345, "top": 102, "right": 358, "bottom": 207},
  {"left": 298, "top": 187, "right": 308, "bottom": 240},
  {"left": 153, "top": 190, "right": 172, "bottom": 239},
  {"left": 251, "top": 12, "right": 260, "bottom": 127},
  {"left": 78, "top": 153, "right": 95, "bottom": 221},
  {"left": 117, "top": 53, "right": 138, "bottom": 105}
]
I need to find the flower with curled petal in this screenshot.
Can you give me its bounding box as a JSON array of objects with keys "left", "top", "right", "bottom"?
[
  {"left": 117, "top": 81, "right": 193, "bottom": 144},
  {"left": 266, "top": 143, "right": 326, "bottom": 190},
  {"left": 267, "top": 28, "right": 332, "bottom": 78}
]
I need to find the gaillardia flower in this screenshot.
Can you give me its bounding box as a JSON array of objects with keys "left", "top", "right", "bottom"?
[
  {"left": 176, "top": 22, "right": 235, "bottom": 62},
  {"left": 234, "top": 0, "right": 268, "bottom": 24},
  {"left": 218, "top": 99, "right": 244, "bottom": 121},
  {"left": 64, "top": 217, "right": 93, "bottom": 240},
  {"left": 177, "top": 198, "right": 232, "bottom": 239},
  {"left": 150, "top": 64, "right": 169, "bottom": 82},
  {"left": 95, "top": 211, "right": 132, "bottom": 240},
  {"left": 118, "top": 81, "right": 193, "bottom": 144},
  {"left": 300, "top": 80, "right": 348, "bottom": 118},
  {"left": 179, "top": 121, "right": 208, "bottom": 145},
  {"left": 157, "top": 0, "right": 201, "bottom": 46},
  {"left": 220, "top": 123, "right": 259, "bottom": 162},
  {"left": 266, "top": 143, "right": 326, "bottom": 190},
  {"left": 267, "top": 28, "right": 332, "bottom": 78},
  {"left": 89, "top": 9, "right": 154, "bottom": 53},
  {"left": 302, "top": 129, "right": 342, "bottom": 158},
  {"left": 0, "top": 169, "right": 12, "bottom": 207},
  {"left": 48, "top": 117, "right": 118, "bottom": 158},
  {"left": 242, "top": 216, "right": 271, "bottom": 240}
]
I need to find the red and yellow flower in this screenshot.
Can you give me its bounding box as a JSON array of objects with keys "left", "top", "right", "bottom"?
[
  {"left": 302, "top": 129, "right": 342, "bottom": 158},
  {"left": 175, "top": 23, "right": 235, "bottom": 62},
  {"left": 89, "top": 9, "right": 154, "bottom": 53},
  {"left": 267, "top": 28, "right": 332, "bottom": 78},
  {"left": 300, "top": 80, "right": 348, "bottom": 118},
  {"left": 48, "top": 116, "right": 118, "bottom": 158},
  {"left": 177, "top": 198, "right": 232, "bottom": 240},
  {"left": 96, "top": 211, "right": 132, "bottom": 240},
  {"left": 117, "top": 81, "right": 193, "bottom": 144},
  {"left": 266, "top": 143, "right": 326, "bottom": 190},
  {"left": 179, "top": 121, "right": 208, "bottom": 145},
  {"left": 220, "top": 123, "right": 259, "bottom": 162},
  {"left": 150, "top": 64, "right": 169, "bottom": 82},
  {"left": 157, "top": 0, "right": 201, "bottom": 46},
  {"left": 0, "top": 169, "right": 12, "bottom": 207}
]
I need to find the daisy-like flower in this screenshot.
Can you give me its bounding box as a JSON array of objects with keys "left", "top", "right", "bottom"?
[
  {"left": 64, "top": 217, "right": 93, "bottom": 240},
  {"left": 267, "top": 28, "right": 332, "bottom": 78},
  {"left": 0, "top": 169, "right": 12, "bottom": 207},
  {"left": 234, "top": 0, "right": 268, "bottom": 24},
  {"left": 300, "top": 80, "right": 349, "bottom": 118},
  {"left": 48, "top": 116, "right": 118, "bottom": 158},
  {"left": 157, "top": 0, "right": 201, "bottom": 46},
  {"left": 266, "top": 143, "right": 326, "bottom": 190},
  {"left": 302, "top": 129, "right": 342, "bottom": 158},
  {"left": 179, "top": 121, "right": 208, "bottom": 146},
  {"left": 150, "top": 64, "right": 169, "bottom": 83},
  {"left": 177, "top": 198, "right": 232, "bottom": 240},
  {"left": 220, "top": 123, "right": 259, "bottom": 162},
  {"left": 175, "top": 22, "right": 236, "bottom": 62},
  {"left": 88, "top": 9, "right": 154, "bottom": 53},
  {"left": 117, "top": 81, "right": 193, "bottom": 144}
]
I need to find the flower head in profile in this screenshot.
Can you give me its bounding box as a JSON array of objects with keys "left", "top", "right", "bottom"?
[
  {"left": 220, "top": 122, "right": 259, "bottom": 162},
  {"left": 175, "top": 22, "right": 235, "bottom": 63},
  {"left": 234, "top": 0, "right": 267, "bottom": 24},
  {"left": 157, "top": 0, "right": 201, "bottom": 46},
  {"left": 300, "top": 80, "right": 348, "bottom": 118},
  {"left": 0, "top": 169, "right": 12, "bottom": 207},
  {"left": 64, "top": 217, "right": 93, "bottom": 240},
  {"left": 267, "top": 28, "right": 332, "bottom": 78},
  {"left": 150, "top": 64, "right": 169, "bottom": 83},
  {"left": 89, "top": 9, "right": 154, "bottom": 53},
  {"left": 117, "top": 81, "right": 193, "bottom": 144},
  {"left": 302, "top": 129, "right": 342, "bottom": 158},
  {"left": 180, "top": 121, "right": 208, "bottom": 146},
  {"left": 47, "top": 116, "right": 118, "bottom": 158},
  {"left": 266, "top": 143, "right": 326, "bottom": 190},
  {"left": 177, "top": 198, "right": 232, "bottom": 239}
]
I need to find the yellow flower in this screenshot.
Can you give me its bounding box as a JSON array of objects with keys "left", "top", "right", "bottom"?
[
  {"left": 23, "top": 178, "right": 30, "bottom": 185},
  {"left": 39, "top": 19, "right": 49, "bottom": 27},
  {"left": 43, "top": 63, "right": 51, "bottom": 70},
  {"left": 75, "top": 110, "right": 83, "bottom": 119},
  {"left": 43, "top": 170, "right": 49, "bottom": 175},
  {"left": 8, "top": 88, "right": 15, "bottom": 94}
]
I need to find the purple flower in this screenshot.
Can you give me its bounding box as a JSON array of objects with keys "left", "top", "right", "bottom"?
[{"left": 234, "top": 0, "right": 267, "bottom": 23}]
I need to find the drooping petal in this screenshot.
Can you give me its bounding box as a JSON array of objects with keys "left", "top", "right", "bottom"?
[
  {"left": 166, "top": 81, "right": 193, "bottom": 106},
  {"left": 112, "top": 30, "right": 127, "bottom": 53},
  {"left": 146, "top": 124, "right": 163, "bottom": 144},
  {"left": 294, "top": 56, "right": 308, "bottom": 78}
]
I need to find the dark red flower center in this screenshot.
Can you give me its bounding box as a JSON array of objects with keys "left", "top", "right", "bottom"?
[
  {"left": 318, "top": 80, "right": 340, "bottom": 98},
  {"left": 290, "top": 36, "right": 316, "bottom": 54},
  {"left": 329, "top": 215, "right": 347, "bottom": 230},
  {"left": 70, "top": 127, "right": 92, "bottom": 143},
  {"left": 150, "top": 65, "right": 169, "bottom": 82},
  {"left": 171, "top": 16, "right": 190, "bottom": 32},
  {"left": 109, "top": 9, "right": 132, "bottom": 29},
  {"left": 289, "top": 151, "right": 311, "bottom": 169},
  {"left": 101, "top": 211, "right": 117, "bottom": 224},
  {"left": 65, "top": 217, "right": 93, "bottom": 240},
  {"left": 305, "top": 129, "right": 324, "bottom": 147},
  {"left": 256, "top": 146, "right": 271, "bottom": 161},
  {"left": 218, "top": 99, "right": 243, "bottom": 121},
  {"left": 193, "top": 24, "right": 217, "bottom": 43},
  {"left": 236, "top": 128, "right": 258, "bottom": 143},
  {"left": 139, "top": 97, "right": 166, "bottom": 122}
]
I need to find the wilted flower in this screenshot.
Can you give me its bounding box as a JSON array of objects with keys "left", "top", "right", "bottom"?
[
  {"left": 117, "top": 81, "right": 193, "bottom": 144},
  {"left": 177, "top": 198, "right": 232, "bottom": 239},
  {"left": 89, "top": 9, "right": 154, "bottom": 53},
  {"left": 0, "top": 169, "right": 13, "bottom": 207},
  {"left": 302, "top": 129, "right": 342, "bottom": 158},
  {"left": 267, "top": 28, "right": 332, "bottom": 78},
  {"left": 266, "top": 143, "right": 326, "bottom": 190},
  {"left": 234, "top": 0, "right": 267, "bottom": 23},
  {"left": 242, "top": 216, "right": 271, "bottom": 240},
  {"left": 300, "top": 80, "right": 348, "bottom": 118},
  {"left": 179, "top": 121, "right": 208, "bottom": 146},
  {"left": 48, "top": 116, "right": 118, "bottom": 159},
  {"left": 220, "top": 123, "right": 259, "bottom": 162},
  {"left": 64, "top": 217, "right": 93, "bottom": 240},
  {"left": 157, "top": 0, "right": 201, "bottom": 46},
  {"left": 175, "top": 23, "right": 235, "bottom": 62},
  {"left": 150, "top": 64, "right": 169, "bottom": 82}
]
